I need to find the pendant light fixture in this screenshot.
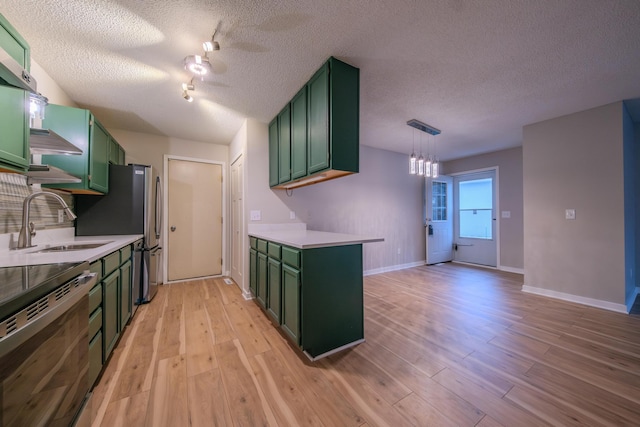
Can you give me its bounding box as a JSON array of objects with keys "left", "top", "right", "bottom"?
[
  {"left": 180, "top": 26, "right": 222, "bottom": 102},
  {"left": 409, "top": 129, "right": 417, "bottom": 175},
  {"left": 406, "top": 119, "right": 441, "bottom": 177}
]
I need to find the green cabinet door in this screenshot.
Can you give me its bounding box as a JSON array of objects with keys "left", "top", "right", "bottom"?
[
  {"left": 118, "top": 144, "right": 125, "bottom": 165},
  {"left": 249, "top": 248, "right": 257, "bottom": 296},
  {"left": 268, "top": 118, "right": 279, "bottom": 187},
  {"left": 257, "top": 252, "right": 268, "bottom": 308},
  {"left": 88, "top": 330, "right": 103, "bottom": 388},
  {"left": 307, "top": 62, "right": 330, "bottom": 174},
  {"left": 278, "top": 105, "right": 291, "bottom": 184},
  {"left": 120, "top": 260, "right": 132, "bottom": 328},
  {"left": 42, "top": 105, "right": 110, "bottom": 194},
  {"left": 267, "top": 257, "right": 282, "bottom": 323},
  {"left": 290, "top": 87, "right": 307, "bottom": 180},
  {"left": 0, "top": 86, "right": 29, "bottom": 171},
  {"left": 282, "top": 264, "right": 301, "bottom": 345},
  {"left": 102, "top": 270, "right": 120, "bottom": 360}
]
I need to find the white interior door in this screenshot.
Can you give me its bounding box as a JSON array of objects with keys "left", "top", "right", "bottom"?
[
  {"left": 230, "top": 156, "right": 244, "bottom": 287},
  {"left": 426, "top": 175, "right": 453, "bottom": 264},
  {"left": 167, "top": 159, "right": 223, "bottom": 281},
  {"left": 453, "top": 170, "right": 497, "bottom": 267}
]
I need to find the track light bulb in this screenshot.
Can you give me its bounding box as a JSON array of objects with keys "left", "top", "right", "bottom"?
[
  {"left": 185, "top": 55, "right": 208, "bottom": 75},
  {"left": 203, "top": 40, "right": 220, "bottom": 52},
  {"left": 182, "top": 82, "right": 195, "bottom": 91},
  {"left": 182, "top": 90, "right": 193, "bottom": 102}
]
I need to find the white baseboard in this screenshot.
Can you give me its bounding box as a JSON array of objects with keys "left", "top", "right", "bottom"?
[
  {"left": 626, "top": 286, "right": 639, "bottom": 312},
  {"left": 522, "top": 285, "right": 628, "bottom": 313},
  {"left": 499, "top": 265, "right": 525, "bottom": 274},
  {"left": 364, "top": 260, "right": 425, "bottom": 276}
]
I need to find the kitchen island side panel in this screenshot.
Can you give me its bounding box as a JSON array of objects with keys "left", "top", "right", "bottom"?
[{"left": 301, "top": 244, "right": 364, "bottom": 357}]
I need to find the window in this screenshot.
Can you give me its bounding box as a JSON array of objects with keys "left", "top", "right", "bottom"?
[
  {"left": 458, "top": 178, "right": 492, "bottom": 239},
  {"left": 431, "top": 181, "right": 447, "bottom": 221}
]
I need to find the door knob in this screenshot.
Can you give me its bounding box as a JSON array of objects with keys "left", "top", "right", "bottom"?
[{"left": 170, "top": 226, "right": 176, "bottom": 232}]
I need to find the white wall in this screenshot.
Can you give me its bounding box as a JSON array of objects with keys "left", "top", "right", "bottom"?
[
  {"left": 444, "top": 147, "right": 524, "bottom": 271},
  {"left": 522, "top": 102, "right": 627, "bottom": 310},
  {"left": 31, "top": 59, "right": 76, "bottom": 107}
]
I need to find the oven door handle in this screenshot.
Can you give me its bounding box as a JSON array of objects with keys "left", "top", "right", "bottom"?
[{"left": 0, "top": 273, "right": 97, "bottom": 358}]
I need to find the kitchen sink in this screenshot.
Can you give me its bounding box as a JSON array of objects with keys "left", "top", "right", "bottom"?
[{"left": 32, "top": 242, "right": 113, "bottom": 253}]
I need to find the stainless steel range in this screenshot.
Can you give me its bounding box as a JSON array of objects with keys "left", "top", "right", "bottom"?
[{"left": 0, "top": 262, "right": 97, "bottom": 426}]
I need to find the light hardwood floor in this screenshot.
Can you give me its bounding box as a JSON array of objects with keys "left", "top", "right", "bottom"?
[{"left": 89, "top": 263, "right": 640, "bottom": 426}]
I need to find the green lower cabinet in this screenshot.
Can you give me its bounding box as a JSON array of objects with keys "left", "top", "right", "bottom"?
[
  {"left": 249, "top": 239, "right": 364, "bottom": 359},
  {"left": 120, "top": 260, "right": 132, "bottom": 328},
  {"left": 102, "top": 270, "right": 119, "bottom": 360},
  {"left": 88, "top": 330, "right": 103, "bottom": 388},
  {"left": 267, "top": 258, "right": 282, "bottom": 323},
  {"left": 281, "top": 264, "right": 301, "bottom": 345},
  {"left": 249, "top": 248, "right": 257, "bottom": 296},
  {"left": 257, "top": 253, "right": 268, "bottom": 308}
]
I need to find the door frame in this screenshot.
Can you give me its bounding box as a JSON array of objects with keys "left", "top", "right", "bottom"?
[
  {"left": 449, "top": 166, "right": 500, "bottom": 269},
  {"left": 163, "top": 154, "right": 227, "bottom": 284},
  {"left": 230, "top": 153, "right": 250, "bottom": 298}
]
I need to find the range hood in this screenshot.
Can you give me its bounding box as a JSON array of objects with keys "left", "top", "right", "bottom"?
[
  {"left": 26, "top": 164, "right": 81, "bottom": 185},
  {"left": 29, "top": 128, "right": 83, "bottom": 155},
  {"left": 0, "top": 45, "right": 37, "bottom": 94}
]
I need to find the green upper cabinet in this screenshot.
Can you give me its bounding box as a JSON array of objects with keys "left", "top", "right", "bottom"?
[
  {"left": 308, "top": 63, "right": 330, "bottom": 174},
  {"left": 278, "top": 104, "right": 291, "bottom": 184},
  {"left": 42, "top": 104, "right": 110, "bottom": 194},
  {"left": 0, "top": 14, "right": 30, "bottom": 172},
  {"left": 290, "top": 86, "right": 308, "bottom": 180},
  {"left": 109, "top": 138, "right": 125, "bottom": 165},
  {"left": 268, "top": 118, "right": 279, "bottom": 187},
  {"left": 268, "top": 57, "right": 359, "bottom": 189}
]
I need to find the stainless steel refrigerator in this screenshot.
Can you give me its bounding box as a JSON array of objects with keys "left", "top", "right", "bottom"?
[{"left": 75, "top": 164, "right": 163, "bottom": 308}]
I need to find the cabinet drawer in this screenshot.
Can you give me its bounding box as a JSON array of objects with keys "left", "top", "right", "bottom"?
[
  {"left": 257, "top": 239, "right": 268, "bottom": 253},
  {"left": 89, "top": 282, "right": 102, "bottom": 313},
  {"left": 89, "top": 260, "right": 102, "bottom": 282},
  {"left": 89, "top": 330, "right": 103, "bottom": 387},
  {"left": 250, "top": 237, "right": 257, "bottom": 250},
  {"left": 89, "top": 307, "right": 103, "bottom": 340},
  {"left": 120, "top": 245, "right": 132, "bottom": 262},
  {"left": 103, "top": 251, "right": 120, "bottom": 275},
  {"left": 267, "top": 242, "right": 281, "bottom": 259},
  {"left": 282, "top": 246, "right": 300, "bottom": 268}
]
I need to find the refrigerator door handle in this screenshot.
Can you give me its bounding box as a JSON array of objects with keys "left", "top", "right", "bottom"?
[{"left": 155, "top": 175, "right": 163, "bottom": 240}]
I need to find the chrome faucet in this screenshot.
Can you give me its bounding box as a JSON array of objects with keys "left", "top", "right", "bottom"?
[{"left": 16, "top": 192, "right": 77, "bottom": 249}]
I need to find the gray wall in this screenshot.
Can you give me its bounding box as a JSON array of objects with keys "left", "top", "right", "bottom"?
[
  {"left": 523, "top": 102, "right": 626, "bottom": 306},
  {"left": 444, "top": 147, "right": 524, "bottom": 271},
  {"left": 286, "top": 146, "right": 425, "bottom": 273}
]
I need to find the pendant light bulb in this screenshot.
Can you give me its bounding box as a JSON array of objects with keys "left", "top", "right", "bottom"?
[
  {"left": 417, "top": 154, "right": 425, "bottom": 176},
  {"left": 425, "top": 156, "right": 432, "bottom": 178},
  {"left": 432, "top": 159, "right": 439, "bottom": 178},
  {"left": 409, "top": 152, "right": 417, "bottom": 175}
]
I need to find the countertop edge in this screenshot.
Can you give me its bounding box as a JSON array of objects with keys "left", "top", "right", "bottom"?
[{"left": 248, "top": 231, "right": 384, "bottom": 249}]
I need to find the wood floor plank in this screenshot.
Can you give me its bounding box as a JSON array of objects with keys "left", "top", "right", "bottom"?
[
  {"left": 432, "top": 367, "right": 549, "bottom": 426},
  {"left": 88, "top": 264, "right": 640, "bottom": 426},
  {"left": 250, "top": 350, "right": 325, "bottom": 426},
  {"left": 215, "top": 339, "right": 275, "bottom": 427},
  {"left": 186, "top": 368, "right": 234, "bottom": 427},
  {"left": 144, "top": 355, "right": 189, "bottom": 427}
]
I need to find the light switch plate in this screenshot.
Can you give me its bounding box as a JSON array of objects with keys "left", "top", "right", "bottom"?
[
  {"left": 250, "top": 210, "right": 261, "bottom": 221},
  {"left": 289, "top": 211, "right": 296, "bottom": 220},
  {"left": 565, "top": 209, "right": 576, "bottom": 220},
  {"left": 501, "top": 211, "right": 511, "bottom": 218}
]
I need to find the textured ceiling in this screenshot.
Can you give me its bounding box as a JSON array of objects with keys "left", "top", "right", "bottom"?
[{"left": 3, "top": 0, "right": 640, "bottom": 161}]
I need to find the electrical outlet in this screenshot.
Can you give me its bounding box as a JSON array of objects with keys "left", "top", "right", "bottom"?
[
  {"left": 397, "top": 248, "right": 401, "bottom": 255},
  {"left": 565, "top": 209, "right": 576, "bottom": 220},
  {"left": 250, "top": 210, "right": 261, "bottom": 221},
  {"left": 58, "top": 209, "right": 65, "bottom": 223},
  {"left": 289, "top": 211, "right": 296, "bottom": 220}
]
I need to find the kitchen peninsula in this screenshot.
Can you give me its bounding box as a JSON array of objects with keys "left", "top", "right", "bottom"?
[{"left": 248, "top": 228, "right": 382, "bottom": 360}]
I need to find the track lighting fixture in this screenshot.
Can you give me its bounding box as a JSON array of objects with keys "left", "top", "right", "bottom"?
[
  {"left": 184, "top": 54, "right": 209, "bottom": 76},
  {"left": 181, "top": 78, "right": 195, "bottom": 102},
  {"left": 203, "top": 29, "right": 220, "bottom": 53}
]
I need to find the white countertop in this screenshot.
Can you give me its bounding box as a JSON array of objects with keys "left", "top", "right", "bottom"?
[
  {"left": 248, "top": 229, "right": 383, "bottom": 249},
  {"left": 0, "top": 234, "right": 143, "bottom": 267}
]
